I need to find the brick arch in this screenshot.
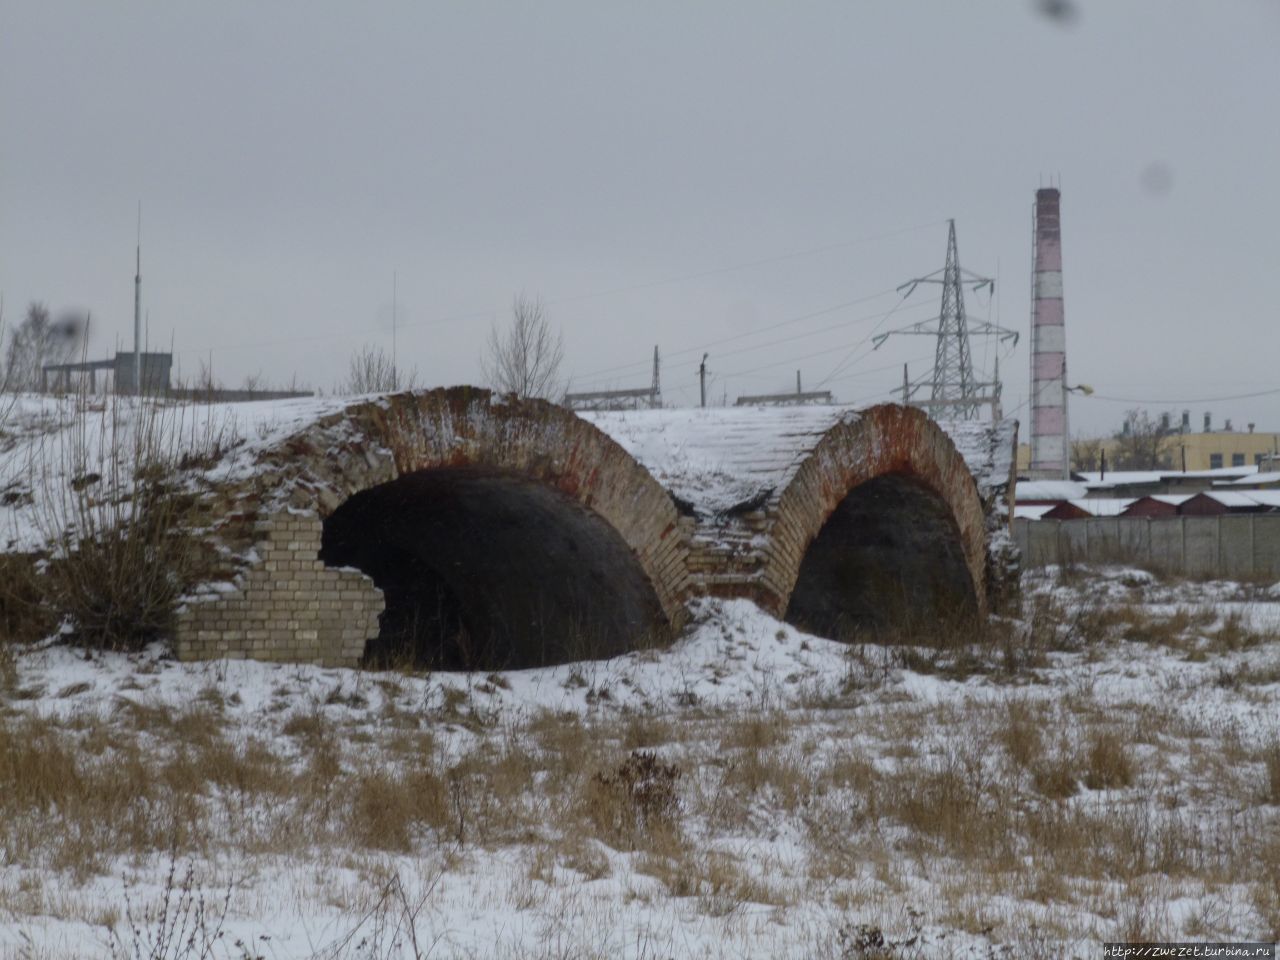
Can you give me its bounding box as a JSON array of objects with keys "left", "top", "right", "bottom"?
[
  {"left": 766, "top": 404, "right": 988, "bottom": 621},
  {"left": 173, "top": 388, "right": 690, "bottom": 667},
  {"left": 255, "top": 387, "right": 691, "bottom": 630}
]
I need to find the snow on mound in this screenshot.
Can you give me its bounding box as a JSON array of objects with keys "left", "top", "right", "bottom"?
[
  {"left": 12, "top": 600, "right": 869, "bottom": 733},
  {"left": 0, "top": 393, "right": 351, "bottom": 553},
  {"left": 1, "top": 391, "right": 1016, "bottom": 553}
]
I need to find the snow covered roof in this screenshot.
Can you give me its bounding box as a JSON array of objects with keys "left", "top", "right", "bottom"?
[
  {"left": 1199, "top": 491, "right": 1272, "bottom": 510},
  {"left": 1217, "top": 472, "right": 1280, "bottom": 487},
  {"left": 1015, "top": 480, "right": 1086, "bottom": 502},
  {"left": 1065, "top": 498, "right": 1137, "bottom": 517},
  {"left": 1077, "top": 465, "right": 1259, "bottom": 487},
  {"left": 1013, "top": 504, "right": 1053, "bottom": 520},
  {"left": 582, "top": 405, "right": 854, "bottom": 515},
  {"left": 584, "top": 405, "right": 1016, "bottom": 516},
  {"left": 935, "top": 416, "right": 1018, "bottom": 501}
]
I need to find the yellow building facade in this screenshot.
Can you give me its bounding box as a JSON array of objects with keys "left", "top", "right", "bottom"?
[{"left": 1017, "top": 430, "right": 1280, "bottom": 474}]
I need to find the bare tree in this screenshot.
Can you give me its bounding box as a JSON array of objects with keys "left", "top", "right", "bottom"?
[
  {"left": 195, "top": 356, "right": 220, "bottom": 396},
  {"left": 481, "top": 294, "right": 565, "bottom": 400},
  {"left": 4, "top": 301, "right": 87, "bottom": 391},
  {"left": 1071, "top": 436, "right": 1103, "bottom": 472},
  {"left": 1112, "top": 409, "right": 1173, "bottom": 470},
  {"left": 342, "top": 343, "right": 418, "bottom": 395}
]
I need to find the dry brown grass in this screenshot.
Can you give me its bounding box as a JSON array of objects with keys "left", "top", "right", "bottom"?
[
  {"left": 718, "top": 711, "right": 788, "bottom": 751},
  {"left": 4, "top": 569, "right": 1280, "bottom": 949},
  {"left": 1082, "top": 729, "right": 1136, "bottom": 790},
  {"left": 635, "top": 847, "right": 789, "bottom": 916},
  {"left": 345, "top": 766, "right": 450, "bottom": 851},
  {"left": 1263, "top": 739, "right": 1280, "bottom": 806},
  {"left": 621, "top": 712, "right": 676, "bottom": 750}
]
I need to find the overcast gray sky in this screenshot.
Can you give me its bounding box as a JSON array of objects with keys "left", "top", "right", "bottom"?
[{"left": 2, "top": 1, "right": 1277, "bottom": 435}]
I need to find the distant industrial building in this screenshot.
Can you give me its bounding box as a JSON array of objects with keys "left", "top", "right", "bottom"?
[
  {"left": 42, "top": 351, "right": 173, "bottom": 395},
  {"left": 1017, "top": 416, "right": 1280, "bottom": 475}
]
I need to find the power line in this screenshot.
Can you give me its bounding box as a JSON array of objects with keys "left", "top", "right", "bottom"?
[
  {"left": 172, "top": 308, "right": 498, "bottom": 358},
  {"left": 544, "top": 220, "right": 945, "bottom": 307},
  {"left": 566, "top": 286, "right": 910, "bottom": 387},
  {"left": 819, "top": 352, "right": 936, "bottom": 388},
  {"left": 813, "top": 289, "right": 916, "bottom": 388},
  {"left": 572, "top": 298, "right": 937, "bottom": 390},
  {"left": 1081, "top": 386, "right": 1280, "bottom": 405}
]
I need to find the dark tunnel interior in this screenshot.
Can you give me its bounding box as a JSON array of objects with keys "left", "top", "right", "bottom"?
[
  {"left": 784, "top": 473, "right": 978, "bottom": 642},
  {"left": 319, "top": 467, "right": 670, "bottom": 670}
]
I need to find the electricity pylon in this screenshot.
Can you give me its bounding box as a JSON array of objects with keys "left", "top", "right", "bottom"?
[{"left": 873, "top": 219, "right": 1018, "bottom": 420}]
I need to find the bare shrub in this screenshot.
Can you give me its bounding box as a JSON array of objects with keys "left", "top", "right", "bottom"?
[
  {"left": 4, "top": 301, "right": 87, "bottom": 392},
  {"left": 0, "top": 552, "right": 54, "bottom": 645},
  {"left": 481, "top": 294, "right": 564, "bottom": 400},
  {"left": 33, "top": 399, "right": 224, "bottom": 650},
  {"left": 312, "top": 869, "right": 440, "bottom": 960},
  {"left": 107, "top": 855, "right": 233, "bottom": 960},
  {"left": 341, "top": 342, "right": 418, "bottom": 395},
  {"left": 43, "top": 488, "right": 206, "bottom": 649}
]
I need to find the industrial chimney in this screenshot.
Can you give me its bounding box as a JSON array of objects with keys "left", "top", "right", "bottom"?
[{"left": 1028, "top": 187, "right": 1069, "bottom": 479}]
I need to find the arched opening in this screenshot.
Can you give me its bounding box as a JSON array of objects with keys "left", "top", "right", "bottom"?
[
  {"left": 318, "top": 467, "right": 670, "bottom": 670},
  {"left": 784, "top": 473, "right": 979, "bottom": 642}
]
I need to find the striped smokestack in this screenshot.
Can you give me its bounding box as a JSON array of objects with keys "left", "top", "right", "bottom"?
[{"left": 1029, "top": 187, "right": 1069, "bottom": 479}]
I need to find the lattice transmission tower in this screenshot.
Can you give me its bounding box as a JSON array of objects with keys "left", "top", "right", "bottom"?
[{"left": 873, "top": 219, "right": 1018, "bottom": 420}]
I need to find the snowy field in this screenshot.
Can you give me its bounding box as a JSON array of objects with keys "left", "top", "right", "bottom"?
[{"left": 2, "top": 566, "right": 1279, "bottom": 959}]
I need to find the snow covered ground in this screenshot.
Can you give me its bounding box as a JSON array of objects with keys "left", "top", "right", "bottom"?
[{"left": 3, "top": 568, "right": 1279, "bottom": 959}]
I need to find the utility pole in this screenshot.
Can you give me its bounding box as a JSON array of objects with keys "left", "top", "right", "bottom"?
[
  {"left": 134, "top": 203, "right": 142, "bottom": 396},
  {"left": 650, "top": 345, "right": 661, "bottom": 408},
  {"left": 699, "top": 353, "right": 708, "bottom": 408},
  {"left": 391, "top": 271, "right": 398, "bottom": 392}
]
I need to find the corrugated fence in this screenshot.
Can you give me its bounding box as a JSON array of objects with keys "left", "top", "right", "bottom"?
[{"left": 1014, "top": 516, "right": 1280, "bottom": 578}]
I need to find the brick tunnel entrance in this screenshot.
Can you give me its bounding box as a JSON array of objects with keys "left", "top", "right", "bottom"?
[
  {"left": 784, "top": 473, "right": 979, "bottom": 642},
  {"left": 318, "top": 467, "right": 670, "bottom": 670}
]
